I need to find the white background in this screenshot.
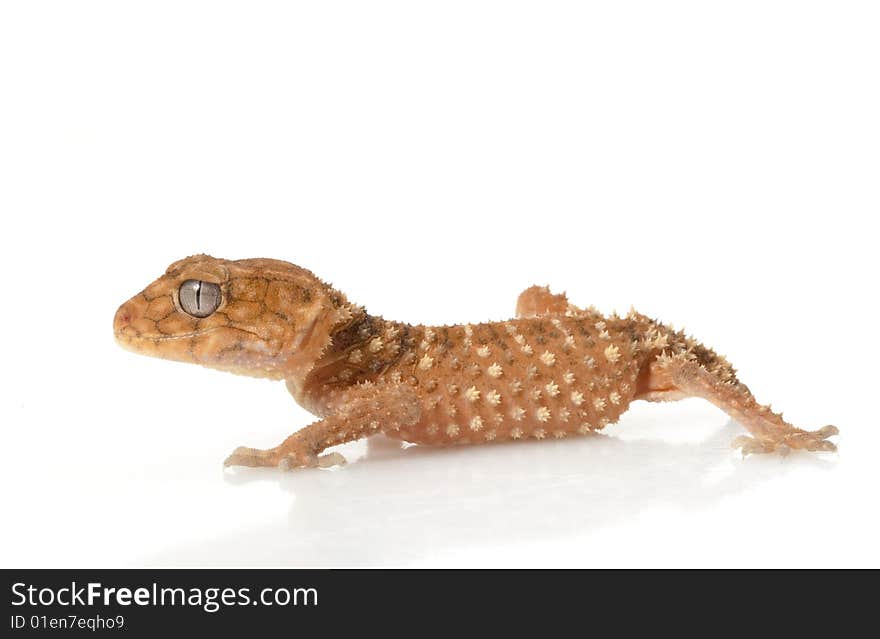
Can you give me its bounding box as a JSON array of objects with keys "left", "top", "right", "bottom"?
[{"left": 1, "top": 1, "right": 877, "bottom": 568}]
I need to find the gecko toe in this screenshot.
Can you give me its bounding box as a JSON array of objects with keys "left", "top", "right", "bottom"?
[
  {"left": 277, "top": 451, "right": 347, "bottom": 470},
  {"left": 224, "top": 446, "right": 248, "bottom": 467},
  {"left": 731, "top": 435, "right": 777, "bottom": 456},
  {"left": 317, "top": 452, "right": 347, "bottom": 468},
  {"left": 224, "top": 446, "right": 280, "bottom": 468},
  {"left": 817, "top": 425, "right": 839, "bottom": 438},
  {"left": 807, "top": 439, "right": 837, "bottom": 453}
]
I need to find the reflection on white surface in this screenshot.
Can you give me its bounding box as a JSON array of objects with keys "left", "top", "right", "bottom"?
[{"left": 146, "top": 418, "right": 834, "bottom": 567}]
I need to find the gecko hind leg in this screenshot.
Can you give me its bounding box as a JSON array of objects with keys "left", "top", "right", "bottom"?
[
  {"left": 637, "top": 353, "right": 838, "bottom": 455},
  {"left": 516, "top": 285, "right": 578, "bottom": 318}
]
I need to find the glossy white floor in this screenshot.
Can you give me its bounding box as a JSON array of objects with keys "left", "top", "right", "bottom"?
[
  {"left": 1, "top": 1, "right": 877, "bottom": 568},
  {"left": 2, "top": 322, "right": 875, "bottom": 568}
]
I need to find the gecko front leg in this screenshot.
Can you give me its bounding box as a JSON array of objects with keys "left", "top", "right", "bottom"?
[{"left": 223, "top": 383, "right": 421, "bottom": 470}]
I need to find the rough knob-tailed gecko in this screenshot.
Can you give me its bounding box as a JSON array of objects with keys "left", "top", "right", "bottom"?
[{"left": 113, "top": 255, "right": 838, "bottom": 470}]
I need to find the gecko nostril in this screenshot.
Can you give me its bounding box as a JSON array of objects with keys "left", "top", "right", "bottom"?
[{"left": 113, "top": 304, "right": 133, "bottom": 334}]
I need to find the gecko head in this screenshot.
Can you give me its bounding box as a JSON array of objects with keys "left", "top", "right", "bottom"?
[{"left": 114, "top": 254, "right": 347, "bottom": 379}]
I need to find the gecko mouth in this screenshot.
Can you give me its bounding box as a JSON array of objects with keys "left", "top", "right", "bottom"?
[
  {"left": 114, "top": 322, "right": 282, "bottom": 379},
  {"left": 115, "top": 324, "right": 263, "bottom": 344}
]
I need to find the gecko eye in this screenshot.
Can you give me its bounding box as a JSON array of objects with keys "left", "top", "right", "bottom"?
[{"left": 178, "top": 280, "right": 222, "bottom": 318}]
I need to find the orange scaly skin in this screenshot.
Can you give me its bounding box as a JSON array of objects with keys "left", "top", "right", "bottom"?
[{"left": 114, "top": 255, "right": 838, "bottom": 470}]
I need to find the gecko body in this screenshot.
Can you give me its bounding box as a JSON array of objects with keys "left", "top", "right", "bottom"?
[{"left": 114, "top": 255, "right": 838, "bottom": 469}]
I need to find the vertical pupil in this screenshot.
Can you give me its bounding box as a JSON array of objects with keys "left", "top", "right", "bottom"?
[{"left": 195, "top": 280, "right": 202, "bottom": 310}]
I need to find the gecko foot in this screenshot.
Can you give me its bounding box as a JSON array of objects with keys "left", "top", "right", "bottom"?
[
  {"left": 278, "top": 451, "right": 347, "bottom": 471},
  {"left": 732, "top": 425, "right": 839, "bottom": 457},
  {"left": 223, "top": 445, "right": 278, "bottom": 468}
]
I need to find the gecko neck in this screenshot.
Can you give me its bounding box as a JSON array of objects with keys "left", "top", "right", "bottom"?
[{"left": 288, "top": 309, "right": 420, "bottom": 415}]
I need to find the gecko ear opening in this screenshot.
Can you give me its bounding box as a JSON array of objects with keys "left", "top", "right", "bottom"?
[{"left": 178, "top": 280, "right": 222, "bottom": 318}]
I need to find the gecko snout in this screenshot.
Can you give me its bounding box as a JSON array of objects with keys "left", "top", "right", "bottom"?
[{"left": 113, "top": 300, "right": 136, "bottom": 340}]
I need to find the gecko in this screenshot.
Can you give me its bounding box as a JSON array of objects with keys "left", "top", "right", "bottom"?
[{"left": 113, "top": 254, "right": 838, "bottom": 470}]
